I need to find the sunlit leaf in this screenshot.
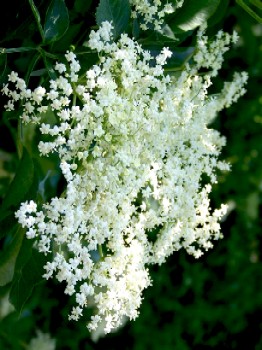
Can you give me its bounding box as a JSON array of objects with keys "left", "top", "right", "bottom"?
[{"left": 170, "top": 0, "right": 221, "bottom": 32}]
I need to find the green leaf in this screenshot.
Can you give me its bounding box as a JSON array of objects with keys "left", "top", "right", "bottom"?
[
  {"left": 166, "top": 47, "right": 195, "bottom": 70},
  {"left": 0, "top": 226, "right": 24, "bottom": 287},
  {"left": 1, "top": 148, "right": 34, "bottom": 212},
  {"left": 207, "top": 0, "right": 229, "bottom": 27},
  {"left": 51, "top": 23, "right": 82, "bottom": 52},
  {"left": 0, "top": 211, "right": 16, "bottom": 240},
  {"left": 9, "top": 239, "right": 48, "bottom": 314},
  {"left": 157, "top": 24, "right": 177, "bottom": 40},
  {"left": 170, "top": 0, "right": 221, "bottom": 33},
  {"left": 43, "top": 0, "right": 69, "bottom": 44},
  {"left": 96, "top": 0, "right": 131, "bottom": 39},
  {"left": 132, "top": 18, "right": 140, "bottom": 39}
]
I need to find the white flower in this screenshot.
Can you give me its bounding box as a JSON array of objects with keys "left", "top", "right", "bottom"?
[
  {"left": 129, "top": 0, "right": 183, "bottom": 31},
  {"left": 4, "top": 23, "right": 247, "bottom": 334},
  {"left": 32, "top": 87, "right": 46, "bottom": 104}
]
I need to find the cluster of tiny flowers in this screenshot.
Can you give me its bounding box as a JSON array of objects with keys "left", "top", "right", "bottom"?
[
  {"left": 193, "top": 25, "right": 241, "bottom": 77},
  {"left": 129, "top": 0, "right": 184, "bottom": 31},
  {"left": 3, "top": 21, "right": 247, "bottom": 333}
]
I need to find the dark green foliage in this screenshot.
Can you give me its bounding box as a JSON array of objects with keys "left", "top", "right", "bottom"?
[
  {"left": 0, "top": 225, "right": 23, "bottom": 287},
  {"left": 1, "top": 148, "right": 34, "bottom": 213},
  {"left": 9, "top": 238, "right": 49, "bottom": 314}
]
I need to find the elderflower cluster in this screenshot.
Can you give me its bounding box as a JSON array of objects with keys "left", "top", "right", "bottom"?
[
  {"left": 129, "top": 0, "right": 184, "bottom": 31},
  {"left": 3, "top": 22, "right": 247, "bottom": 333},
  {"left": 193, "top": 26, "right": 241, "bottom": 77}
]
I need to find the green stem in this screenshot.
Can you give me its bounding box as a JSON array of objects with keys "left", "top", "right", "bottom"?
[
  {"left": 250, "top": 0, "right": 262, "bottom": 10},
  {"left": 25, "top": 52, "right": 41, "bottom": 84},
  {"left": 38, "top": 47, "right": 57, "bottom": 79},
  {"left": 28, "top": 0, "right": 45, "bottom": 41},
  {"left": 0, "top": 47, "right": 36, "bottom": 54},
  {"left": 43, "top": 51, "right": 60, "bottom": 60},
  {"left": 17, "top": 120, "right": 23, "bottom": 159},
  {"left": 236, "top": 0, "right": 262, "bottom": 22},
  {"left": 73, "top": 91, "right": 77, "bottom": 107},
  {"left": 98, "top": 244, "right": 104, "bottom": 259}
]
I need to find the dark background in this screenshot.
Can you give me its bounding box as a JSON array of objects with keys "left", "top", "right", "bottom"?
[{"left": 0, "top": 1, "right": 261, "bottom": 349}]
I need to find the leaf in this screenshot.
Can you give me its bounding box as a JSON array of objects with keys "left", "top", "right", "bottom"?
[
  {"left": 207, "top": 0, "right": 229, "bottom": 27},
  {"left": 157, "top": 24, "right": 177, "bottom": 40},
  {"left": 166, "top": 47, "right": 195, "bottom": 70},
  {"left": 96, "top": 0, "right": 131, "bottom": 39},
  {"left": 52, "top": 23, "right": 82, "bottom": 52},
  {"left": 0, "top": 226, "right": 24, "bottom": 287},
  {"left": 170, "top": 0, "right": 221, "bottom": 33},
  {"left": 43, "top": 0, "right": 69, "bottom": 44},
  {"left": 0, "top": 211, "right": 16, "bottom": 240},
  {"left": 1, "top": 148, "right": 34, "bottom": 212},
  {"left": 9, "top": 239, "right": 48, "bottom": 314},
  {"left": 132, "top": 18, "right": 140, "bottom": 39}
]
